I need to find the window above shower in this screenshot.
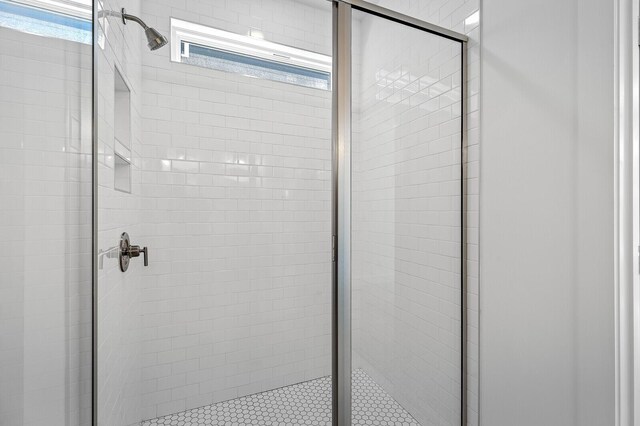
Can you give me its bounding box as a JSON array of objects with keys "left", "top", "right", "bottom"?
[
  {"left": 170, "top": 18, "right": 332, "bottom": 90},
  {"left": 0, "top": 0, "right": 91, "bottom": 43}
]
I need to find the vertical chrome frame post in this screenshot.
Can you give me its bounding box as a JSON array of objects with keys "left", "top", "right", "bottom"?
[
  {"left": 91, "top": 0, "right": 99, "bottom": 424},
  {"left": 332, "top": 2, "right": 352, "bottom": 425},
  {"left": 461, "top": 39, "right": 468, "bottom": 426}
]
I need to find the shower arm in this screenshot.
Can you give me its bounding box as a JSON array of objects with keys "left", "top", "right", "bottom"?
[
  {"left": 120, "top": 8, "right": 149, "bottom": 29},
  {"left": 97, "top": 8, "right": 168, "bottom": 51},
  {"left": 97, "top": 8, "right": 149, "bottom": 30}
]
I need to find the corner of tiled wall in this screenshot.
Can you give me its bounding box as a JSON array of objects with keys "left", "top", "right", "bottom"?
[{"left": 96, "top": 0, "right": 145, "bottom": 424}]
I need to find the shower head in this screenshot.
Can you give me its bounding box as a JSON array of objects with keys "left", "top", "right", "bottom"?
[
  {"left": 144, "top": 27, "right": 168, "bottom": 51},
  {"left": 120, "top": 8, "right": 168, "bottom": 51}
]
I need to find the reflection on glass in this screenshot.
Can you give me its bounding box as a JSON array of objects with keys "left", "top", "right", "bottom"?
[
  {"left": 0, "top": 0, "right": 93, "bottom": 423},
  {"left": 351, "top": 8, "right": 463, "bottom": 425}
]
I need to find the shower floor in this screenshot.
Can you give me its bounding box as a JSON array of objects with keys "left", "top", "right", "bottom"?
[{"left": 142, "top": 369, "right": 419, "bottom": 426}]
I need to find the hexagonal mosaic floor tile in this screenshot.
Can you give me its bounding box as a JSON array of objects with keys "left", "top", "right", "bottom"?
[{"left": 141, "top": 369, "right": 419, "bottom": 425}]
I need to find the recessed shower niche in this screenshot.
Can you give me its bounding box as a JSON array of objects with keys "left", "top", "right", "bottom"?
[{"left": 114, "top": 66, "right": 131, "bottom": 193}]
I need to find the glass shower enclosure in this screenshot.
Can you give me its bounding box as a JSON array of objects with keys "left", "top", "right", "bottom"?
[
  {"left": 0, "top": 0, "right": 466, "bottom": 425},
  {"left": 346, "top": 4, "right": 465, "bottom": 425}
]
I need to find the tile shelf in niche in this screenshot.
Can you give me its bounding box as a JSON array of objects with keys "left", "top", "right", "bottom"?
[
  {"left": 114, "top": 153, "right": 131, "bottom": 193},
  {"left": 114, "top": 139, "right": 131, "bottom": 161}
]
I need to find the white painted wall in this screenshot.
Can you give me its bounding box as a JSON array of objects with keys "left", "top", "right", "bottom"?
[{"left": 480, "top": 0, "right": 615, "bottom": 425}]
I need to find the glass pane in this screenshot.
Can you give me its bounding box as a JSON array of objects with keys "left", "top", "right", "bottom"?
[
  {"left": 96, "top": 0, "right": 333, "bottom": 424},
  {"left": 0, "top": 2, "right": 93, "bottom": 424},
  {"left": 351, "top": 8, "right": 463, "bottom": 425}
]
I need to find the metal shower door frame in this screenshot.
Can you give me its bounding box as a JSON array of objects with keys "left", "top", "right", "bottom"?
[
  {"left": 91, "top": 0, "right": 99, "bottom": 424},
  {"left": 330, "top": 1, "right": 469, "bottom": 425},
  {"left": 90, "top": 0, "right": 468, "bottom": 424}
]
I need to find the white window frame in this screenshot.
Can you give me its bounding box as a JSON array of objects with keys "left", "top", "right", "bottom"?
[{"left": 170, "top": 18, "right": 332, "bottom": 77}]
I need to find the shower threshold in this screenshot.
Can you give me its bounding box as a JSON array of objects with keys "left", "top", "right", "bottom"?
[{"left": 141, "top": 369, "right": 419, "bottom": 425}]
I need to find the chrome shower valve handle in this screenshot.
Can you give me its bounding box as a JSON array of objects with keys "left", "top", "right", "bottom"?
[
  {"left": 119, "top": 232, "right": 149, "bottom": 272},
  {"left": 128, "top": 244, "right": 148, "bottom": 266}
]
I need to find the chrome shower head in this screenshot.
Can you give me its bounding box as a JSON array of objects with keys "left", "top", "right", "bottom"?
[
  {"left": 121, "top": 8, "right": 167, "bottom": 51},
  {"left": 144, "top": 27, "right": 168, "bottom": 51}
]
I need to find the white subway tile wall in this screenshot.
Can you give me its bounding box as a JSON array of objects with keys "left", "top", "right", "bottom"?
[
  {"left": 137, "top": 0, "right": 333, "bottom": 420},
  {"left": 0, "top": 27, "right": 92, "bottom": 426},
  {"left": 366, "top": 1, "right": 480, "bottom": 425}
]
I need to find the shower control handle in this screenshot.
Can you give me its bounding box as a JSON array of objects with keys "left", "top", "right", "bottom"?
[
  {"left": 119, "top": 232, "right": 149, "bottom": 272},
  {"left": 129, "top": 245, "right": 148, "bottom": 267}
]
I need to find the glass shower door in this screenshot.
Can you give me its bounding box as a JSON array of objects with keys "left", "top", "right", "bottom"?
[
  {"left": 348, "top": 6, "right": 464, "bottom": 426},
  {"left": 0, "top": 1, "right": 93, "bottom": 425}
]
